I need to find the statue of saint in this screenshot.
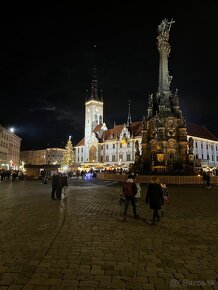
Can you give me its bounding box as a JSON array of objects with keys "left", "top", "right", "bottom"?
[
  {"left": 188, "top": 137, "right": 194, "bottom": 154},
  {"left": 135, "top": 140, "right": 140, "bottom": 155},
  {"left": 158, "top": 18, "right": 175, "bottom": 35}
]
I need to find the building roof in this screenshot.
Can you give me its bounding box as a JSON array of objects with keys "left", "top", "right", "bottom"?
[
  {"left": 130, "top": 121, "right": 143, "bottom": 137},
  {"left": 75, "top": 121, "right": 218, "bottom": 147},
  {"left": 24, "top": 164, "right": 61, "bottom": 169},
  {"left": 100, "top": 122, "right": 143, "bottom": 141},
  {"left": 103, "top": 124, "right": 124, "bottom": 140},
  {"left": 186, "top": 122, "right": 218, "bottom": 141},
  {"left": 93, "top": 124, "right": 103, "bottom": 133},
  {"left": 75, "top": 138, "right": 85, "bottom": 147}
]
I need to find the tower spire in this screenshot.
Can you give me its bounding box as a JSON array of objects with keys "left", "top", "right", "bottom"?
[
  {"left": 90, "top": 65, "right": 99, "bottom": 100},
  {"left": 126, "top": 99, "right": 132, "bottom": 128}
]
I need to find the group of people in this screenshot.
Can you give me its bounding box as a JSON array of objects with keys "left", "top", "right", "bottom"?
[
  {"left": 0, "top": 169, "right": 24, "bottom": 182},
  {"left": 122, "top": 174, "right": 169, "bottom": 225}
]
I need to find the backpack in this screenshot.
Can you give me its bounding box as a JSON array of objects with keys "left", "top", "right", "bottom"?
[{"left": 123, "top": 182, "right": 136, "bottom": 197}]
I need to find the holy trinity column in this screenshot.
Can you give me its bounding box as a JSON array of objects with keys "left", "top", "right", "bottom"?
[{"left": 141, "top": 19, "right": 189, "bottom": 172}]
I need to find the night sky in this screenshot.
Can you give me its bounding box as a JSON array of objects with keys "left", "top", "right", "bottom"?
[{"left": 0, "top": 2, "right": 217, "bottom": 150}]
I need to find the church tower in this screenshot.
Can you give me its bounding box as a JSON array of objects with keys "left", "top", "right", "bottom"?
[
  {"left": 141, "top": 19, "right": 188, "bottom": 172},
  {"left": 84, "top": 66, "right": 103, "bottom": 162},
  {"left": 126, "top": 99, "right": 132, "bottom": 128}
]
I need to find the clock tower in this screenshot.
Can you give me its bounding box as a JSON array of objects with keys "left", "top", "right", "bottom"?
[{"left": 84, "top": 66, "right": 103, "bottom": 162}]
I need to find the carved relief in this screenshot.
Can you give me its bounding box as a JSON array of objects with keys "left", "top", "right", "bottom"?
[
  {"left": 166, "top": 118, "right": 177, "bottom": 137},
  {"left": 149, "top": 118, "right": 158, "bottom": 139},
  {"left": 150, "top": 140, "right": 156, "bottom": 152},
  {"left": 167, "top": 138, "right": 176, "bottom": 149}
]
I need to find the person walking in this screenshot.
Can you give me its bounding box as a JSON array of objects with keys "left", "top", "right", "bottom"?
[
  {"left": 122, "top": 174, "right": 139, "bottom": 222},
  {"left": 146, "top": 176, "right": 164, "bottom": 225},
  {"left": 203, "top": 172, "right": 211, "bottom": 189},
  {"left": 51, "top": 172, "right": 60, "bottom": 200}
]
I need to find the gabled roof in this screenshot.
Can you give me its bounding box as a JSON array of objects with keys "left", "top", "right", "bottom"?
[
  {"left": 129, "top": 121, "right": 143, "bottom": 137},
  {"left": 101, "top": 122, "right": 143, "bottom": 141},
  {"left": 186, "top": 122, "right": 218, "bottom": 141},
  {"left": 102, "top": 124, "right": 124, "bottom": 140},
  {"left": 93, "top": 124, "right": 102, "bottom": 133}
]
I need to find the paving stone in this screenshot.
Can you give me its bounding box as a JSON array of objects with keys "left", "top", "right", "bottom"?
[{"left": 0, "top": 180, "right": 218, "bottom": 289}]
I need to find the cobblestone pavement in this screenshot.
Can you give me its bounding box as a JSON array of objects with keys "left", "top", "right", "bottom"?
[{"left": 0, "top": 178, "right": 218, "bottom": 290}]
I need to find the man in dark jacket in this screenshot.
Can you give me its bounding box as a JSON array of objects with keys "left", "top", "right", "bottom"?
[
  {"left": 146, "top": 176, "right": 164, "bottom": 224},
  {"left": 51, "top": 172, "right": 60, "bottom": 200},
  {"left": 122, "top": 174, "right": 139, "bottom": 221}
]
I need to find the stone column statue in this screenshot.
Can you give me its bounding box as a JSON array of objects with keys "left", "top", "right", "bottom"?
[{"left": 157, "top": 18, "right": 175, "bottom": 93}]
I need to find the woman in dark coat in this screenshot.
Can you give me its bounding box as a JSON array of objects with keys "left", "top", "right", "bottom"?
[
  {"left": 51, "top": 172, "right": 60, "bottom": 200},
  {"left": 146, "top": 176, "right": 164, "bottom": 224}
]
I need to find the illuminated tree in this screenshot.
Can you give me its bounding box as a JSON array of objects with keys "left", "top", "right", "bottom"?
[{"left": 63, "top": 136, "right": 74, "bottom": 166}]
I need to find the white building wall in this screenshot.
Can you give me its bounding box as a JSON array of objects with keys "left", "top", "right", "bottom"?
[
  {"left": 188, "top": 135, "right": 218, "bottom": 168},
  {"left": 0, "top": 126, "right": 21, "bottom": 169}
]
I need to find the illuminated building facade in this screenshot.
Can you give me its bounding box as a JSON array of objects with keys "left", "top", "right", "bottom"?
[
  {"left": 0, "top": 125, "right": 21, "bottom": 170},
  {"left": 20, "top": 148, "right": 66, "bottom": 165}
]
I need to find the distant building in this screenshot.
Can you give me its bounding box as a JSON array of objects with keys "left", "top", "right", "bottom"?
[
  {"left": 20, "top": 148, "right": 66, "bottom": 166},
  {"left": 74, "top": 20, "right": 218, "bottom": 171},
  {"left": 187, "top": 123, "right": 218, "bottom": 168},
  {"left": 0, "top": 125, "right": 22, "bottom": 170}
]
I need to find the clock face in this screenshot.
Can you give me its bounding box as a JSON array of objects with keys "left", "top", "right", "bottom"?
[{"left": 95, "top": 107, "right": 99, "bottom": 112}]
